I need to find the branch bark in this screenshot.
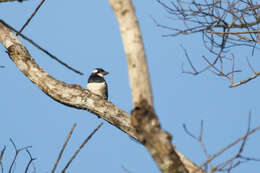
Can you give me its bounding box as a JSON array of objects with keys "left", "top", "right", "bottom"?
[
  {"left": 0, "top": 20, "right": 134, "bottom": 138},
  {"left": 0, "top": 18, "right": 203, "bottom": 173},
  {"left": 109, "top": 1, "right": 195, "bottom": 173},
  {"left": 109, "top": 0, "right": 153, "bottom": 107}
]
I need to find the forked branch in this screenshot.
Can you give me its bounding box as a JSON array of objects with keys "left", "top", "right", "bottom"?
[{"left": 156, "top": 0, "right": 260, "bottom": 87}]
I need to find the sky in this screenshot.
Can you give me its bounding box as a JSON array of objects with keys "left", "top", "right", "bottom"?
[{"left": 0, "top": 0, "right": 260, "bottom": 173}]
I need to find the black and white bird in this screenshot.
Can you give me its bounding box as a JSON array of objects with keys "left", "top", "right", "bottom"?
[{"left": 87, "top": 68, "right": 109, "bottom": 100}]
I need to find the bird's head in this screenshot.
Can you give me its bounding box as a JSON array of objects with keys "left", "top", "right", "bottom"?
[{"left": 92, "top": 68, "right": 109, "bottom": 77}]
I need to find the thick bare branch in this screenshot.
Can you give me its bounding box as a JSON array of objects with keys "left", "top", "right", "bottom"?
[
  {"left": 109, "top": 0, "right": 153, "bottom": 107},
  {"left": 108, "top": 1, "right": 200, "bottom": 173},
  {"left": 131, "top": 100, "right": 188, "bottom": 173},
  {"left": 0, "top": 20, "right": 134, "bottom": 140},
  {"left": 0, "top": 18, "right": 203, "bottom": 173}
]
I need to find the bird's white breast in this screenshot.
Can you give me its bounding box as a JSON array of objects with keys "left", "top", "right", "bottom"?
[{"left": 87, "top": 82, "right": 106, "bottom": 98}]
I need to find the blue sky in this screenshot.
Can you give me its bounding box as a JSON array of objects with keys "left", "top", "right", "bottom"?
[{"left": 1, "top": 0, "right": 260, "bottom": 172}]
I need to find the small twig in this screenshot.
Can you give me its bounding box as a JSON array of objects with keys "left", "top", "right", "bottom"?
[
  {"left": 198, "top": 121, "right": 210, "bottom": 159},
  {"left": 202, "top": 55, "right": 229, "bottom": 78},
  {"left": 181, "top": 45, "right": 199, "bottom": 75},
  {"left": 24, "top": 149, "right": 36, "bottom": 173},
  {"left": 238, "top": 112, "right": 251, "bottom": 154},
  {"left": 213, "top": 112, "right": 255, "bottom": 171},
  {"left": 206, "top": 30, "right": 260, "bottom": 34},
  {"left": 0, "top": 20, "right": 84, "bottom": 75},
  {"left": 16, "top": 0, "right": 46, "bottom": 36},
  {"left": 230, "top": 71, "right": 260, "bottom": 87},
  {"left": 51, "top": 123, "right": 77, "bottom": 173},
  {"left": 245, "top": 56, "right": 256, "bottom": 74},
  {"left": 157, "top": 0, "right": 260, "bottom": 87},
  {"left": 231, "top": 54, "right": 235, "bottom": 81},
  {"left": 121, "top": 165, "right": 133, "bottom": 173},
  {"left": 0, "top": 146, "right": 5, "bottom": 163},
  {"left": 0, "top": 0, "right": 24, "bottom": 2},
  {"left": 183, "top": 121, "right": 213, "bottom": 169},
  {"left": 199, "top": 120, "right": 203, "bottom": 141},
  {"left": 61, "top": 123, "right": 103, "bottom": 173},
  {"left": 9, "top": 138, "right": 32, "bottom": 173},
  {"left": 182, "top": 124, "right": 197, "bottom": 139},
  {"left": 215, "top": 158, "right": 246, "bottom": 171},
  {"left": 0, "top": 146, "right": 6, "bottom": 173},
  {"left": 198, "top": 121, "right": 214, "bottom": 170},
  {"left": 227, "top": 161, "right": 234, "bottom": 173},
  {"left": 239, "top": 155, "right": 260, "bottom": 161},
  {"left": 193, "top": 124, "right": 260, "bottom": 173}
]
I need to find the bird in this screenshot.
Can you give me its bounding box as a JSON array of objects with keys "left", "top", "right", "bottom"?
[{"left": 87, "top": 68, "right": 109, "bottom": 100}]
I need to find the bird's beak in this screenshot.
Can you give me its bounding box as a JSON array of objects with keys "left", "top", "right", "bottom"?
[{"left": 102, "top": 71, "right": 109, "bottom": 75}]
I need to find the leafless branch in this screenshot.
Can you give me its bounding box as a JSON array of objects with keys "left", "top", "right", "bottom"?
[
  {"left": 183, "top": 124, "right": 197, "bottom": 139},
  {"left": 24, "top": 149, "right": 36, "bottom": 173},
  {"left": 9, "top": 138, "right": 32, "bottom": 173},
  {"left": 52, "top": 123, "right": 77, "bottom": 173},
  {"left": 157, "top": 0, "right": 260, "bottom": 87},
  {"left": 110, "top": 1, "right": 189, "bottom": 173},
  {"left": 190, "top": 113, "right": 260, "bottom": 173},
  {"left": 212, "top": 112, "right": 260, "bottom": 172},
  {"left": 0, "top": 0, "right": 24, "bottom": 2},
  {"left": 0, "top": 20, "right": 84, "bottom": 75},
  {"left": 61, "top": 123, "right": 103, "bottom": 173},
  {"left": 183, "top": 121, "right": 213, "bottom": 170},
  {"left": 245, "top": 56, "right": 256, "bottom": 74},
  {"left": 121, "top": 165, "right": 133, "bottom": 173},
  {"left": 230, "top": 71, "right": 260, "bottom": 87},
  {"left": 17, "top": 0, "right": 47, "bottom": 36},
  {"left": 200, "top": 54, "right": 260, "bottom": 88},
  {"left": 181, "top": 45, "right": 199, "bottom": 75},
  {"left": 0, "top": 7, "right": 201, "bottom": 173},
  {"left": 0, "top": 19, "right": 138, "bottom": 150},
  {"left": 206, "top": 30, "right": 260, "bottom": 35},
  {"left": 0, "top": 146, "right": 6, "bottom": 173}
]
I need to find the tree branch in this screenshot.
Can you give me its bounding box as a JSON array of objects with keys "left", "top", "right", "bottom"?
[
  {"left": 109, "top": 0, "right": 153, "bottom": 107},
  {"left": 61, "top": 123, "right": 103, "bottom": 173},
  {"left": 156, "top": 0, "right": 260, "bottom": 87},
  {"left": 0, "top": 20, "right": 134, "bottom": 140},
  {"left": 52, "top": 123, "right": 77, "bottom": 173},
  {"left": 109, "top": 1, "right": 200, "bottom": 173},
  {"left": 0, "top": 0, "right": 23, "bottom": 2},
  {"left": 0, "top": 18, "right": 203, "bottom": 173},
  {"left": 17, "top": 0, "right": 46, "bottom": 36}
]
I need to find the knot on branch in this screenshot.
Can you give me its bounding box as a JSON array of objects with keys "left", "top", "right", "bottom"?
[{"left": 130, "top": 99, "right": 160, "bottom": 143}]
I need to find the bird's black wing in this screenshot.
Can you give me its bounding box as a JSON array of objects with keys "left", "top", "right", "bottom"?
[{"left": 105, "top": 81, "right": 108, "bottom": 100}]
